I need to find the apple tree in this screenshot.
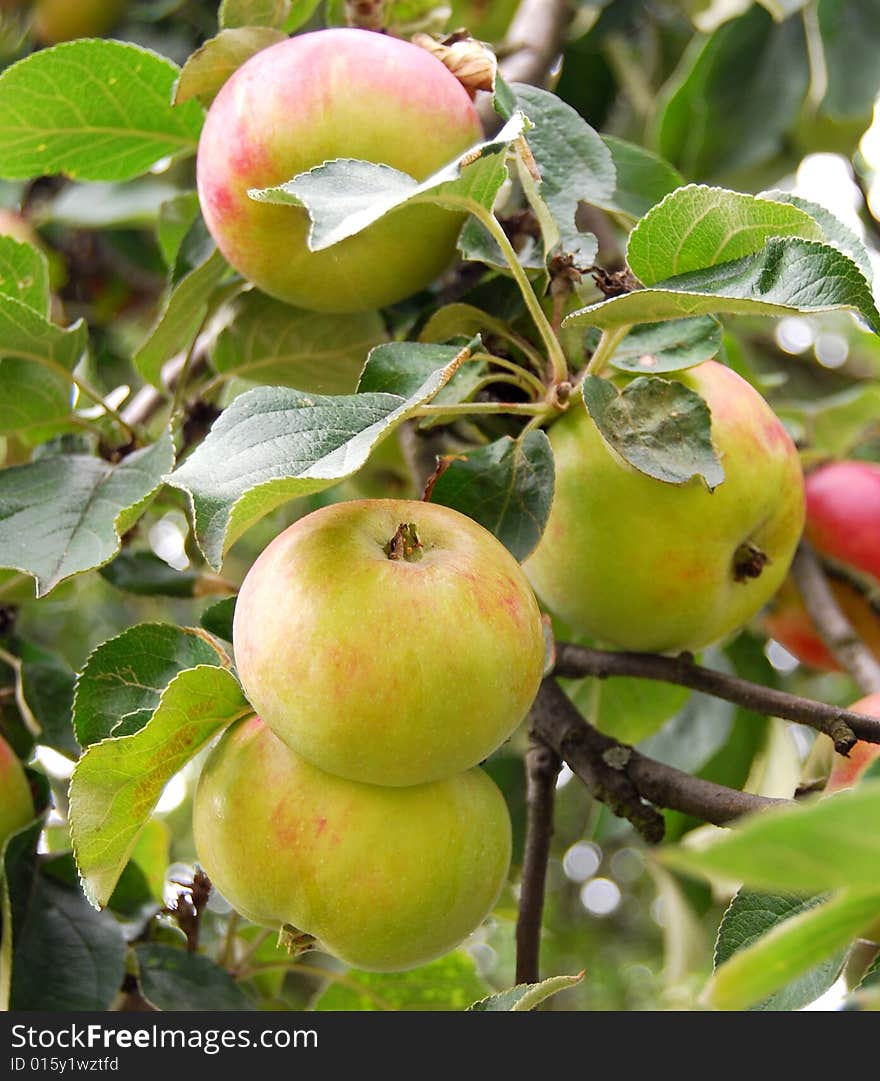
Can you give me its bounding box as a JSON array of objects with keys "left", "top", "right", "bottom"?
[{"left": 0, "top": 0, "right": 880, "bottom": 1014}]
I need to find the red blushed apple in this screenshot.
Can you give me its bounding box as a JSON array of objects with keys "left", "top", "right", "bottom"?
[
  {"left": 764, "top": 461, "right": 880, "bottom": 671},
  {"left": 233, "top": 499, "right": 545, "bottom": 787},
  {"left": 196, "top": 29, "right": 483, "bottom": 313},
  {"left": 193, "top": 716, "right": 512, "bottom": 973},
  {"left": 0, "top": 733, "right": 33, "bottom": 849},
  {"left": 525, "top": 361, "right": 805, "bottom": 653},
  {"left": 32, "top": 0, "right": 127, "bottom": 43},
  {"left": 825, "top": 693, "right": 880, "bottom": 793}
]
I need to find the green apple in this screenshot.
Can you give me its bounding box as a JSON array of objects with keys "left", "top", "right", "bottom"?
[
  {"left": 233, "top": 499, "right": 545, "bottom": 786},
  {"left": 525, "top": 361, "right": 805, "bottom": 653},
  {"left": 196, "top": 28, "right": 483, "bottom": 313},
  {"left": 0, "top": 733, "right": 33, "bottom": 849},
  {"left": 193, "top": 716, "right": 512, "bottom": 972}
]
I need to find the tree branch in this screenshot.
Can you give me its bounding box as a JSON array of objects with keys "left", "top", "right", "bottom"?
[
  {"left": 792, "top": 542, "right": 880, "bottom": 696},
  {"left": 498, "top": 0, "right": 573, "bottom": 87},
  {"left": 515, "top": 734, "right": 561, "bottom": 984},
  {"left": 530, "top": 679, "right": 785, "bottom": 836},
  {"left": 553, "top": 641, "right": 880, "bottom": 755}
]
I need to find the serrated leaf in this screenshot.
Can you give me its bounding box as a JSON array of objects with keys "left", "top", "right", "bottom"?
[
  {"left": 168, "top": 357, "right": 463, "bottom": 568},
  {"left": 513, "top": 84, "right": 614, "bottom": 262},
  {"left": 428, "top": 432, "right": 554, "bottom": 562},
  {"left": 134, "top": 245, "right": 230, "bottom": 388},
  {"left": 219, "top": 0, "right": 291, "bottom": 28},
  {"left": 0, "top": 236, "right": 49, "bottom": 314},
  {"left": 598, "top": 136, "right": 683, "bottom": 221},
  {"left": 419, "top": 304, "right": 523, "bottom": 350},
  {"left": 0, "top": 433, "right": 174, "bottom": 596},
  {"left": 357, "top": 341, "right": 467, "bottom": 397},
  {"left": 626, "top": 186, "right": 823, "bottom": 287},
  {"left": 709, "top": 889, "right": 880, "bottom": 1011},
  {"left": 200, "top": 596, "right": 236, "bottom": 642},
  {"left": 565, "top": 237, "right": 880, "bottom": 332},
  {"left": 211, "top": 291, "right": 386, "bottom": 394},
  {"left": 313, "top": 951, "right": 490, "bottom": 1011},
  {"left": 173, "top": 27, "right": 286, "bottom": 107},
  {"left": 662, "top": 783, "right": 880, "bottom": 894},
  {"left": 248, "top": 112, "right": 527, "bottom": 252},
  {"left": 70, "top": 665, "right": 251, "bottom": 908},
  {"left": 0, "top": 41, "right": 204, "bottom": 182},
  {"left": 580, "top": 375, "right": 724, "bottom": 489},
  {"left": 656, "top": 6, "right": 809, "bottom": 180},
  {"left": 608, "top": 317, "right": 722, "bottom": 374},
  {"left": 136, "top": 943, "right": 256, "bottom": 1011},
  {"left": 99, "top": 550, "right": 220, "bottom": 599},
  {"left": 760, "top": 189, "right": 874, "bottom": 284},
  {"left": 468, "top": 971, "right": 584, "bottom": 1011},
  {"left": 73, "top": 623, "right": 228, "bottom": 747}
]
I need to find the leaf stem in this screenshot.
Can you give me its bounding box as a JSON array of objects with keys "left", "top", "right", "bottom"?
[
  {"left": 472, "top": 353, "right": 548, "bottom": 397},
  {"left": 414, "top": 400, "right": 549, "bottom": 419},
  {"left": 584, "top": 325, "right": 629, "bottom": 377}
]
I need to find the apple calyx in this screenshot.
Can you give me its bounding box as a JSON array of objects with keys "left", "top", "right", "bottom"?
[
  {"left": 384, "top": 522, "right": 424, "bottom": 563},
  {"left": 279, "top": 925, "right": 315, "bottom": 956},
  {"left": 733, "top": 541, "right": 770, "bottom": 582}
]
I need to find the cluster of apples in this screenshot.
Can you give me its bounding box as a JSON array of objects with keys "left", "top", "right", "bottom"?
[{"left": 194, "top": 500, "right": 546, "bottom": 971}]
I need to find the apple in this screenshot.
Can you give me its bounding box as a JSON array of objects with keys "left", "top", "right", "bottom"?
[
  {"left": 233, "top": 499, "right": 545, "bottom": 787},
  {"left": 196, "top": 29, "right": 483, "bottom": 314},
  {"left": 193, "top": 716, "right": 512, "bottom": 972},
  {"left": 525, "top": 361, "right": 805, "bottom": 653},
  {"left": 825, "top": 693, "right": 880, "bottom": 793},
  {"left": 764, "top": 461, "right": 880, "bottom": 671},
  {"left": 32, "top": 0, "right": 127, "bottom": 44},
  {"left": 0, "top": 733, "right": 34, "bottom": 849}
]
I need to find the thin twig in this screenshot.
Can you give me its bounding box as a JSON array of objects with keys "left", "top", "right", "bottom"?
[
  {"left": 515, "top": 734, "right": 561, "bottom": 984},
  {"left": 553, "top": 641, "right": 880, "bottom": 755},
  {"left": 792, "top": 542, "right": 880, "bottom": 696},
  {"left": 498, "top": 0, "right": 573, "bottom": 87},
  {"left": 531, "top": 679, "right": 785, "bottom": 835}
]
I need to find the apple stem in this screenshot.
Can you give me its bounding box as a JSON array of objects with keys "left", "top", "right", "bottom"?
[
  {"left": 385, "top": 523, "right": 424, "bottom": 562},
  {"left": 733, "top": 541, "right": 769, "bottom": 582}
]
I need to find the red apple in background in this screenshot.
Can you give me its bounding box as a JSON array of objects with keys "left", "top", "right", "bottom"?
[
  {"left": 196, "top": 29, "right": 483, "bottom": 313},
  {"left": 0, "top": 733, "right": 34, "bottom": 849},
  {"left": 32, "top": 0, "right": 127, "bottom": 44},
  {"left": 193, "top": 717, "right": 512, "bottom": 972},
  {"left": 764, "top": 461, "right": 880, "bottom": 671},
  {"left": 525, "top": 361, "right": 805, "bottom": 653},
  {"left": 233, "top": 499, "right": 545, "bottom": 788},
  {"left": 825, "top": 692, "right": 880, "bottom": 793}
]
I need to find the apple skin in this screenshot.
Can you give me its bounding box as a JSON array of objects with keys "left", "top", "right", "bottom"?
[
  {"left": 233, "top": 499, "right": 545, "bottom": 787},
  {"left": 825, "top": 693, "right": 880, "bottom": 793},
  {"left": 32, "top": 0, "right": 127, "bottom": 44},
  {"left": 193, "top": 716, "right": 512, "bottom": 972},
  {"left": 0, "top": 733, "right": 34, "bottom": 849},
  {"left": 196, "top": 29, "right": 482, "bottom": 313},
  {"left": 764, "top": 461, "right": 880, "bottom": 671},
  {"left": 525, "top": 361, "right": 805, "bottom": 653}
]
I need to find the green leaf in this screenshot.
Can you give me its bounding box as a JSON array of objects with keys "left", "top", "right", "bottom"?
[
  {"left": 1, "top": 820, "right": 42, "bottom": 1011},
  {"left": 565, "top": 238, "right": 880, "bottom": 333},
  {"left": 0, "top": 433, "right": 175, "bottom": 597},
  {"left": 582, "top": 677, "right": 692, "bottom": 747},
  {"left": 759, "top": 189, "right": 874, "bottom": 284},
  {"left": 626, "top": 186, "right": 823, "bottom": 286},
  {"left": 0, "top": 236, "right": 49, "bottom": 314},
  {"left": 818, "top": 0, "right": 880, "bottom": 119},
  {"left": 70, "top": 665, "right": 251, "bottom": 908},
  {"left": 16, "top": 639, "right": 77, "bottom": 757},
  {"left": 156, "top": 192, "right": 201, "bottom": 267},
  {"left": 211, "top": 291, "right": 386, "bottom": 394},
  {"left": 313, "top": 951, "right": 490, "bottom": 1011},
  {"left": 709, "top": 889, "right": 880, "bottom": 1011},
  {"left": 0, "top": 296, "right": 87, "bottom": 439},
  {"left": 513, "top": 84, "right": 615, "bottom": 263},
  {"left": 580, "top": 375, "right": 724, "bottom": 489},
  {"left": 662, "top": 783, "right": 880, "bottom": 894},
  {"left": 99, "top": 550, "right": 221, "bottom": 599},
  {"left": 608, "top": 317, "right": 722, "bottom": 374},
  {"left": 169, "top": 356, "right": 464, "bottom": 568},
  {"left": 656, "top": 6, "right": 809, "bottom": 180},
  {"left": 0, "top": 41, "right": 204, "bottom": 182},
  {"left": 219, "top": 0, "right": 291, "bottom": 28},
  {"left": 248, "top": 112, "right": 526, "bottom": 251},
  {"left": 173, "top": 27, "right": 286, "bottom": 107},
  {"left": 598, "top": 135, "right": 683, "bottom": 221},
  {"left": 357, "top": 341, "right": 467, "bottom": 397},
  {"left": 73, "top": 623, "right": 229, "bottom": 747},
  {"left": 10, "top": 872, "right": 127, "bottom": 1010},
  {"left": 200, "top": 596, "right": 236, "bottom": 642},
  {"left": 427, "top": 432, "right": 554, "bottom": 562},
  {"left": 468, "top": 971, "right": 584, "bottom": 1011},
  {"left": 135, "top": 943, "right": 256, "bottom": 1011},
  {"left": 419, "top": 303, "right": 525, "bottom": 352},
  {"left": 45, "top": 178, "right": 179, "bottom": 230},
  {"left": 134, "top": 242, "right": 230, "bottom": 388}
]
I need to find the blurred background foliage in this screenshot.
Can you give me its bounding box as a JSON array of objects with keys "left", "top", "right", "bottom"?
[{"left": 1, "top": 0, "right": 879, "bottom": 1011}]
